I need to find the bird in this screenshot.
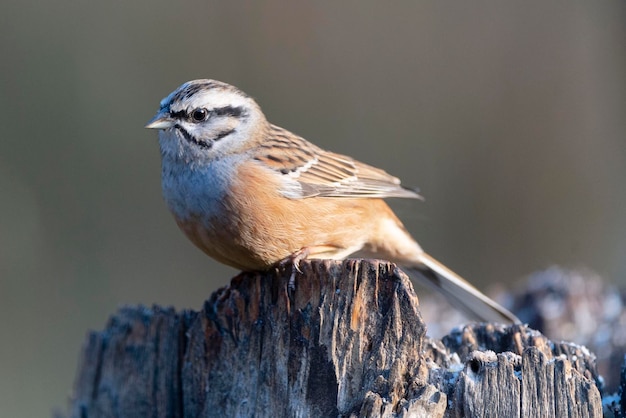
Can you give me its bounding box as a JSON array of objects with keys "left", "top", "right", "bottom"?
[{"left": 145, "top": 79, "right": 520, "bottom": 324}]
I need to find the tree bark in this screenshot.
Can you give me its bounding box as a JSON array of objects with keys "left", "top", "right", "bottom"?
[{"left": 66, "top": 259, "right": 609, "bottom": 417}]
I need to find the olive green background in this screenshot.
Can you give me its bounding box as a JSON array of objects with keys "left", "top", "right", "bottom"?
[{"left": 1, "top": 1, "right": 625, "bottom": 416}]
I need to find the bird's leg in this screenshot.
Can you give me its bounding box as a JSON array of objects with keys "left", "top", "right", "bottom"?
[{"left": 278, "top": 247, "right": 311, "bottom": 291}]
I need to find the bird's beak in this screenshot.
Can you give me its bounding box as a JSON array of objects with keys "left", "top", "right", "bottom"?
[{"left": 145, "top": 112, "right": 175, "bottom": 130}]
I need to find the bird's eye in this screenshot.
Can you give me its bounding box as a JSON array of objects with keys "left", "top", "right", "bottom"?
[{"left": 191, "top": 108, "right": 208, "bottom": 122}]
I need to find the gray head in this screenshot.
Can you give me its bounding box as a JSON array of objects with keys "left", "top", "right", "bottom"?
[{"left": 146, "top": 79, "right": 266, "bottom": 163}]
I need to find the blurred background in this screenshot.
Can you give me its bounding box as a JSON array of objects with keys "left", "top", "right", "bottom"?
[{"left": 1, "top": 1, "right": 625, "bottom": 416}]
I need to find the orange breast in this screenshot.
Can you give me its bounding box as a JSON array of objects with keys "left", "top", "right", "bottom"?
[{"left": 174, "top": 160, "right": 410, "bottom": 271}]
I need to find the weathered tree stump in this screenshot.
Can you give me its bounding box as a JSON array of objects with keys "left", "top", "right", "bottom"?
[{"left": 66, "top": 260, "right": 615, "bottom": 417}]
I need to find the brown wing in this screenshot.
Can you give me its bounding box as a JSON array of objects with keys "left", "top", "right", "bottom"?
[{"left": 254, "top": 125, "right": 422, "bottom": 200}]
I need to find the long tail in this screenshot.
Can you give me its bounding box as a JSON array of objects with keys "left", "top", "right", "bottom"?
[{"left": 405, "top": 252, "right": 520, "bottom": 324}]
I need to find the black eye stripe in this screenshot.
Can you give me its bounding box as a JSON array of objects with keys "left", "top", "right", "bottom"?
[
  {"left": 169, "top": 106, "right": 245, "bottom": 121},
  {"left": 212, "top": 106, "right": 244, "bottom": 117},
  {"left": 170, "top": 110, "right": 186, "bottom": 119}
]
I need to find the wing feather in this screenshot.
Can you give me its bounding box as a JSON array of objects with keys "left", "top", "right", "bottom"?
[{"left": 254, "top": 125, "right": 422, "bottom": 200}]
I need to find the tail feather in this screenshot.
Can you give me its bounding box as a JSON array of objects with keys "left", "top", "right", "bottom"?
[{"left": 405, "top": 252, "right": 520, "bottom": 324}]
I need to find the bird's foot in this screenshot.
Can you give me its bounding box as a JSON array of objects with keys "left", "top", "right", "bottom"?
[{"left": 278, "top": 247, "right": 311, "bottom": 292}]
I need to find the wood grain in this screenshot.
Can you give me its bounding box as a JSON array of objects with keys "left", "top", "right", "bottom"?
[{"left": 65, "top": 260, "right": 608, "bottom": 417}]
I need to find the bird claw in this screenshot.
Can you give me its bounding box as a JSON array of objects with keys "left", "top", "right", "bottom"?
[{"left": 278, "top": 248, "right": 310, "bottom": 292}]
